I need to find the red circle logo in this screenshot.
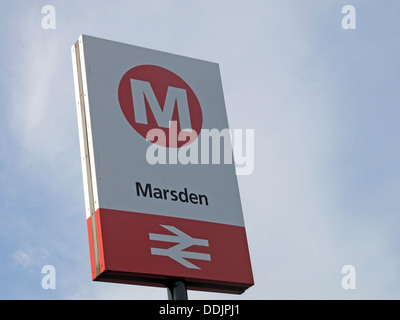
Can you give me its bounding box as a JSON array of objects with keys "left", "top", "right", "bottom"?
[{"left": 118, "top": 65, "right": 203, "bottom": 148}]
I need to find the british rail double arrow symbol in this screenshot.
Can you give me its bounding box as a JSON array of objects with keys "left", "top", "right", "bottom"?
[{"left": 149, "top": 225, "right": 211, "bottom": 269}]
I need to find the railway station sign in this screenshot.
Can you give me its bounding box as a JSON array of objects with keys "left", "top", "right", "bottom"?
[{"left": 71, "top": 35, "right": 254, "bottom": 294}]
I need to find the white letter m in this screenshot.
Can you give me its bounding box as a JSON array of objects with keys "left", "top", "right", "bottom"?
[{"left": 131, "top": 79, "right": 192, "bottom": 130}]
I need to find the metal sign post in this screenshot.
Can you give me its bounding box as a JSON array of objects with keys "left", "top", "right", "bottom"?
[{"left": 167, "top": 280, "right": 188, "bottom": 300}]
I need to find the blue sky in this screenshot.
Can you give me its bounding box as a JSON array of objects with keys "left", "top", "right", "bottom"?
[{"left": 1, "top": 0, "right": 400, "bottom": 299}]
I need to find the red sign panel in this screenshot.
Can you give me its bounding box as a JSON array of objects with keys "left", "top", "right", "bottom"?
[{"left": 88, "top": 209, "right": 253, "bottom": 293}]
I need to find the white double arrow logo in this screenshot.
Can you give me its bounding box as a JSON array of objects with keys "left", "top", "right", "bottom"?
[{"left": 149, "top": 225, "right": 211, "bottom": 269}]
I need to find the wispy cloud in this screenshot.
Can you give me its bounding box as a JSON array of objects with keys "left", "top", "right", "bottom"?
[{"left": 11, "top": 250, "right": 34, "bottom": 269}]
